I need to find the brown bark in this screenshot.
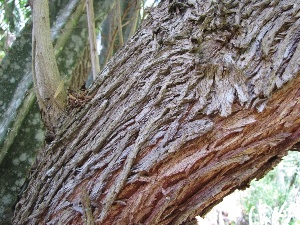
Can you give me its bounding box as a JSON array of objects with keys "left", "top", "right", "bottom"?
[{"left": 13, "top": 0, "right": 300, "bottom": 224}]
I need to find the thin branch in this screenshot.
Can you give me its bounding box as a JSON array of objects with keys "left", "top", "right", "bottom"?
[
  {"left": 31, "top": 0, "right": 66, "bottom": 130},
  {"left": 116, "top": 0, "right": 124, "bottom": 47},
  {"left": 0, "top": 90, "right": 36, "bottom": 164},
  {"left": 69, "top": 41, "right": 91, "bottom": 90},
  {"left": 104, "top": 25, "right": 118, "bottom": 66},
  {"left": 86, "top": 0, "right": 100, "bottom": 80}
]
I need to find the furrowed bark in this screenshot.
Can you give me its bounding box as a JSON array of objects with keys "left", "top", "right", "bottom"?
[{"left": 14, "top": 0, "right": 300, "bottom": 224}]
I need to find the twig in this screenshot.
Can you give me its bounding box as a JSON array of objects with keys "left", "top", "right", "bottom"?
[{"left": 86, "top": 0, "right": 100, "bottom": 80}]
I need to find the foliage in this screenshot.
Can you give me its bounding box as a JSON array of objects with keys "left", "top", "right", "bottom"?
[
  {"left": 242, "top": 151, "right": 300, "bottom": 225},
  {"left": 0, "top": 0, "right": 30, "bottom": 59}
]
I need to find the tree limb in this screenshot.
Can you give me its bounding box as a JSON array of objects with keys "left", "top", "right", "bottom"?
[
  {"left": 14, "top": 0, "right": 300, "bottom": 224},
  {"left": 31, "top": 0, "right": 67, "bottom": 131}
]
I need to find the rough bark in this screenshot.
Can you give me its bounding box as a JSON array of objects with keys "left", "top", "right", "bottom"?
[
  {"left": 13, "top": 0, "right": 300, "bottom": 224},
  {"left": 0, "top": 1, "right": 115, "bottom": 222}
]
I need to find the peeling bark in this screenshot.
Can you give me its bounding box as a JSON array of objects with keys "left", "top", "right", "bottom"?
[{"left": 13, "top": 0, "right": 300, "bottom": 224}]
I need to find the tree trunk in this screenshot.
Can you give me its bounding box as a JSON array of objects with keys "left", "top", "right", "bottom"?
[
  {"left": 13, "top": 0, "right": 300, "bottom": 224},
  {"left": 0, "top": 1, "right": 117, "bottom": 222}
]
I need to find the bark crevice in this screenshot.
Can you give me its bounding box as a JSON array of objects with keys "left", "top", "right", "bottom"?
[{"left": 13, "top": 0, "right": 300, "bottom": 224}]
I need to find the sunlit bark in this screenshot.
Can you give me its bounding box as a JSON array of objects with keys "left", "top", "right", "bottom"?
[{"left": 13, "top": 0, "right": 300, "bottom": 224}]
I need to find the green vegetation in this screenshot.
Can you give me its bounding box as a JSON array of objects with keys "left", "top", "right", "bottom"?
[
  {"left": 242, "top": 152, "right": 300, "bottom": 225},
  {"left": 0, "top": 0, "right": 30, "bottom": 60}
]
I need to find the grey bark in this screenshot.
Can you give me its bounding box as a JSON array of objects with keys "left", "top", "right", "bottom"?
[
  {"left": 13, "top": 0, "right": 300, "bottom": 224},
  {"left": 0, "top": 0, "right": 115, "bottom": 223}
]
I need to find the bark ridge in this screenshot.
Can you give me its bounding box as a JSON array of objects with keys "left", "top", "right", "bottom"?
[{"left": 13, "top": 0, "right": 300, "bottom": 224}]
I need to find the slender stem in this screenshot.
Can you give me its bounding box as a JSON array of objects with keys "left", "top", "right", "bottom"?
[
  {"left": 116, "top": 0, "right": 124, "bottom": 47},
  {"left": 86, "top": 0, "right": 100, "bottom": 80},
  {"left": 31, "top": 0, "right": 66, "bottom": 130}
]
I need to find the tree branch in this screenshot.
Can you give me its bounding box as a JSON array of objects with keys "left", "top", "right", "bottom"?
[
  {"left": 31, "top": 0, "right": 67, "bottom": 131},
  {"left": 86, "top": 0, "right": 100, "bottom": 79},
  {"left": 14, "top": 0, "right": 300, "bottom": 224}
]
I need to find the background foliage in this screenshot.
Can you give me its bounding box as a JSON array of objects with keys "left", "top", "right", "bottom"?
[
  {"left": 242, "top": 152, "right": 300, "bottom": 225},
  {"left": 0, "top": 0, "right": 30, "bottom": 59}
]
